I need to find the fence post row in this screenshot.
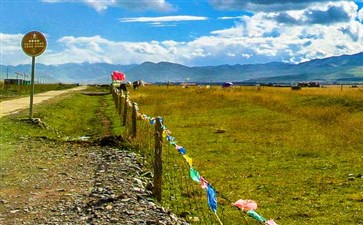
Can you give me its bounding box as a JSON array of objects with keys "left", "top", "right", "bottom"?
[
  {"left": 113, "top": 88, "right": 163, "bottom": 202},
  {"left": 153, "top": 117, "right": 163, "bottom": 202}
]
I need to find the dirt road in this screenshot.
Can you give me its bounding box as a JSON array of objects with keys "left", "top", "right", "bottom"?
[{"left": 0, "top": 86, "right": 88, "bottom": 118}]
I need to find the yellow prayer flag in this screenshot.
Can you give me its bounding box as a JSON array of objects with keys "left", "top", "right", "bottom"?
[{"left": 183, "top": 154, "right": 193, "bottom": 166}]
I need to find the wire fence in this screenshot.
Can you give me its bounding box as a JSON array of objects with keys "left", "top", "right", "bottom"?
[
  {"left": 0, "top": 83, "right": 78, "bottom": 99},
  {"left": 111, "top": 87, "right": 278, "bottom": 225}
]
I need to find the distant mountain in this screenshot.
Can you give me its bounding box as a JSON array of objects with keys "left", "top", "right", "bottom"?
[
  {"left": 247, "top": 52, "right": 363, "bottom": 84},
  {"left": 126, "top": 61, "right": 298, "bottom": 83},
  {"left": 1, "top": 63, "right": 136, "bottom": 84},
  {"left": 125, "top": 52, "right": 362, "bottom": 83},
  {"left": 1, "top": 52, "right": 362, "bottom": 84}
]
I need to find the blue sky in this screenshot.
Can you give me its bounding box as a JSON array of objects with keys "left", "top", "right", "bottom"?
[{"left": 1, "top": 0, "right": 363, "bottom": 66}]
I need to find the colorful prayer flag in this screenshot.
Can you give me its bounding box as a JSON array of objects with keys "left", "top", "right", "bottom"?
[
  {"left": 206, "top": 184, "right": 217, "bottom": 213},
  {"left": 247, "top": 209, "right": 266, "bottom": 223},
  {"left": 190, "top": 167, "right": 200, "bottom": 182},
  {"left": 200, "top": 176, "right": 208, "bottom": 189},
  {"left": 183, "top": 154, "right": 193, "bottom": 166},
  {"left": 176, "top": 145, "right": 186, "bottom": 155}
]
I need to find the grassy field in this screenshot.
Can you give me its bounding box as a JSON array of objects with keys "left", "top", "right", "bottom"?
[
  {"left": 1, "top": 84, "right": 362, "bottom": 224},
  {"left": 127, "top": 85, "right": 363, "bottom": 224},
  {"left": 0, "top": 85, "right": 117, "bottom": 185}
]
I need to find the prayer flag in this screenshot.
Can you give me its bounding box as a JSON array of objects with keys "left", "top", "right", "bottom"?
[
  {"left": 183, "top": 154, "right": 193, "bottom": 166},
  {"left": 200, "top": 176, "right": 208, "bottom": 189},
  {"left": 111, "top": 71, "right": 126, "bottom": 81},
  {"left": 176, "top": 145, "right": 186, "bottom": 155},
  {"left": 190, "top": 167, "right": 200, "bottom": 182},
  {"left": 247, "top": 210, "right": 266, "bottom": 223},
  {"left": 233, "top": 199, "right": 257, "bottom": 211},
  {"left": 266, "top": 219, "right": 278, "bottom": 225},
  {"left": 206, "top": 184, "right": 217, "bottom": 213}
]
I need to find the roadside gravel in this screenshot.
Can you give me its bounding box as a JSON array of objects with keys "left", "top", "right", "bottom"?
[{"left": 0, "top": 137, "right": 188, "bottom": 225}]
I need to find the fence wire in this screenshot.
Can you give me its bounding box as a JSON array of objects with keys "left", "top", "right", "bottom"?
[{"left": 111, "top": 88, "right": 271, "bottom": 225}]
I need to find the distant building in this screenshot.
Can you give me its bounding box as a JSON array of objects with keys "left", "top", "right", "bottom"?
[{"left": 4, "top": 79, "right": 26, "bottom": 85}]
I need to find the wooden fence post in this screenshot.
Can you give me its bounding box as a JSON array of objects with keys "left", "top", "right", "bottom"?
[
  {"left": 123, "top": 92, "right": 128, "bottom": 126},
  {"left": 131, "top": 102, "right": 137, "bottom": 138},
  {"left": 112, "top": 88, "right": 117, "bottom": 105},
  {"left": 116, "top": 91, "right": 120, "bottom": 111},
  {"left": 118, "top": 90, "right": 123, "bottom": 116},
  {"left": 153, "top": 117, "right": 163, "bottom": 202}
]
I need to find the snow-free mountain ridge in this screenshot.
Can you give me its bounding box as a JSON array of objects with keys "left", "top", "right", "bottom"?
[{"left": 1, "top": 52, "right": 362, "bottom": 84}]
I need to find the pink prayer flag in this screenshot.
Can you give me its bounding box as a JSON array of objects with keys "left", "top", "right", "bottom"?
[
  {"left": 200, "top": 176, "right": 208, "bottom": 189},
  {"left": 266, "top": 219, "right": 278, "bottom": 225},
  {"left": 233, "top": 199, "right": 257, "bottom": 211}
]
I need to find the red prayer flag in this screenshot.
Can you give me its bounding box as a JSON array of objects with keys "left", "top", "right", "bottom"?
[{"left": 111, "top": 71, "right": 126, "bottom": 81}]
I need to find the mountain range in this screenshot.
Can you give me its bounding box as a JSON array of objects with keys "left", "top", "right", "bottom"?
[{"left": 1, "top": 52, "right": 362, "bottom": 84}]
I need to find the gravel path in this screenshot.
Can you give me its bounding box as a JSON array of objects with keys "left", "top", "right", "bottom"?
[
  {"left": 41, "top": 146, "right": 188, "bottom": 225},
  {"left": 0, "top": 86, "right": 88, "bottom": 117},
  {"left": 0, "top": 137, "right": 189, "bottom": 225}
]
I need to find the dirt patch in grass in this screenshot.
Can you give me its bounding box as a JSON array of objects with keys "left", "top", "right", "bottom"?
[{"left": 0, "top": 136, "right": 120, "bottom": 224}]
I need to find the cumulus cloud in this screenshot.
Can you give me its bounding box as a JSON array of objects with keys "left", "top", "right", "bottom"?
[
  {"left": 198, "top": 1, "right": 363, "bottom": 64},
  {"left": 3, "top": 1, "right": 363, "bottom": 66},
  {"left": 0, "top": 33, "right": 40, "bottom": 65},
  {"left": 42, "top": 0, "right": 174, "bottom": 12},
  {"left": 269, "top": 2, "right": 357, "bottom": 25},
  {"left": 208, "top": 0, "right": 343, "bottom": 12},
  {"left": 38, "top": 35, "right": 187, "bottom": 65}
]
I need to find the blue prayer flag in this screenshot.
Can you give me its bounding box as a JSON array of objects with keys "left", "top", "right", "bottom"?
[{"left": 206, "top": 184, "right": 217, "bottom": 213}]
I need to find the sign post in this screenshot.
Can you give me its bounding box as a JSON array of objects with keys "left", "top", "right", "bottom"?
[{"left": 21, "top": 31, "right": 47, "bottom": 119}]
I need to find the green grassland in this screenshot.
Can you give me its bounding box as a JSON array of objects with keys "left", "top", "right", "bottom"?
[
  {"left": 1, "top": 85, "right": 362, "bottom": 224},
  {"left": 0, "top": 85, "right": 117, "bottom": 182},
  {"left": 128, "top": 85, "right": 363, "bottom": 224}
]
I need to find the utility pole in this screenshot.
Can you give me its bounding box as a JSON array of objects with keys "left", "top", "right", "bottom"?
[{"left": 15, "top": 72, "right": 20, "bottom": 85}]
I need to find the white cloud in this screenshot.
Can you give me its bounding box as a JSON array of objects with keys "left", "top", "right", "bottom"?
[
  {"left": 0, "top": 33, "right": 41, "bottom": 65},
  {"left": 217, "top": 16, "right": 245, "bottom": 20},
  {"left": 119, "top": 15, "right": 208, "bottom": 23},
  {"left": 41, "top": 0, "right": 174, "bottom": 12},
  {"left": 42, "top": 36, "right": 184, "bottom": 65},
  {"left": 188, "top": 1, "right": 363, "bottom": 64},
  {"left": 2, "top": 2, "right": 363, "bottom": 66}
]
